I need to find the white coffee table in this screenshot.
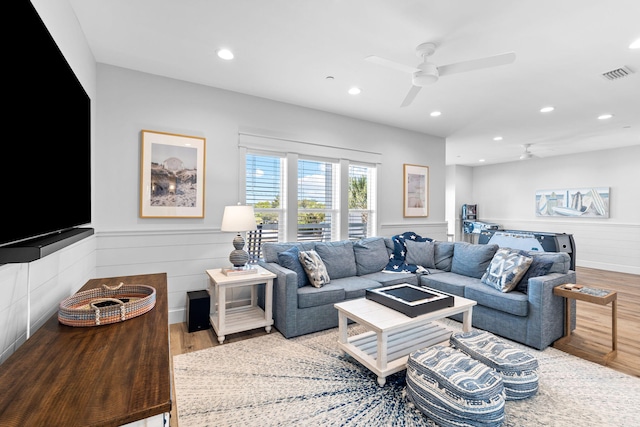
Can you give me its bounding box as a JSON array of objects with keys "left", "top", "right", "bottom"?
[{"left": 334, "top": 289, "right": 476, "bottom": 386}]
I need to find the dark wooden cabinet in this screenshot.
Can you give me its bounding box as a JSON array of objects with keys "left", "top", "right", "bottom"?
[{"left": 0, "top": 273, "right": 171, "bottom": 427}]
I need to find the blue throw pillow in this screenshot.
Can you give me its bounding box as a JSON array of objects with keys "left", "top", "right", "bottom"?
[
  {"left": 277, "top": 246, "right": 309, "bottom": 288},
  {"left": 514, "top": 256, "right": 554, "bottom": 293}
]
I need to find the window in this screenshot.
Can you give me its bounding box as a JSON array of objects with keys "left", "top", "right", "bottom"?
[
  {"left": 246, "top": 153, "right": 284, "bottom": 244},
  {"left": 297, "top": 158, "right": 338, "bottom": 241},
  {"left": 241, "top": 133, "right": 379, "bottom": 244},
  {"left": 348, "top": 164, "right": 376, "bottom": 240}
]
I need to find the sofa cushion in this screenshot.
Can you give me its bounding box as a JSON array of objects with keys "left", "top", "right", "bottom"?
[
  {"left": 297, "top": 283, "right": 345, "bottom": 309},
  {"left": 420, "top": 272, "right": 481, "bottom": 297},
  {"left": 277, "top": 246, "right": 310, "bottom": 288},
  {"left": 298, "top": 250, "right": 330, "bottom": 287},
  {"left": 434, "top": 241, "right": 454, "bottom": 271},
  {"left": 481, "top": 248, "right": 533, "bottom": 293},
  {"left": 353, "top": 237, "right": 389, "bottom": 275},
  {"left": 405, "top": 240, "right": 436, "bottom": 269},
  {"left": 464, "top": 283, "right": 529, "bottom": 317},
  {"left": 514, "top": 255, "right": 554, "bottom": 293},
  {"left": 331, "top": 276, "right": 382, "bottom": 299},
  {"left": 315, "top": 241, "right": 357, "bottom": 279},
  {"left": 530, "top": 251, "right": 570, "bottom": 274},
  {"left": 451, "top": 242, "right": 499, "bottom": 279},
  {"left": 361, "top": 271, "right": 419, "bottom": 287}
]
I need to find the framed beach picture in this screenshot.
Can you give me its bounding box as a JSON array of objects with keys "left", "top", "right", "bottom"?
[
  {"left": 535, "top": 187, "right": 610, "bottom": 218},
  {"left": 140, "top": 130, "right": 206, "bottom": 218},
  {"left": 403, "top": 164, "right": 429, "bottom": 217}
]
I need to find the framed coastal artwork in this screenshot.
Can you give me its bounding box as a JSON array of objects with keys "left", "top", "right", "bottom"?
[
  {"left": 535, "top": 187, "right": 609, "bottom": 218},
  {"left": 140, "top": 130, "right": 206, "bottom": 218},
  {"left": 403, "top": 164, "right": 429, "bottom": 217}
]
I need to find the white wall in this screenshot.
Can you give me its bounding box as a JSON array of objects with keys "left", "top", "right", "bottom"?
[
  {"left": 2, "top": 1, "right": 448, "bottom": 360},
  {"left": 93, "top": 64, "right": 448, "bottom": 325},
  {"left": 448, "top": 145, "right": 640, "bottom": 274}
]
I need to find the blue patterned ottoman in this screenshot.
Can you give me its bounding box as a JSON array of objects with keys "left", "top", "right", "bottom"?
[
  {"left": 450, "top": 330, "right": 539, "bottom": 401},
  {"left": 406, "top": 346, "right": 505, "bottom": 427}
]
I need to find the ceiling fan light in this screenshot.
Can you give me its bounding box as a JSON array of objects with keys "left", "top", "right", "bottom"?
[{"left": 412, "top": 62, "right": 439, "bottom": 86}]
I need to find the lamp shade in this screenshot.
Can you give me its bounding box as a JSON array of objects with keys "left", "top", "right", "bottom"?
[{"left": 221, "top": 205, "right": 257, "bottom": 232}]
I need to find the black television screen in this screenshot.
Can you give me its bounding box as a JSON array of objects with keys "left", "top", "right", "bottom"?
[{"left": 2, "top": 3, "right": 91, "bottom": 250}]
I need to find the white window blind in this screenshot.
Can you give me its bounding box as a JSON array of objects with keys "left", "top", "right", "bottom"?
[
  {"left": 241, "top": 132, "right": 380, "bottom": 243},
  {"left": 297, "top": 158, "right": 338, "bottom": 241}
]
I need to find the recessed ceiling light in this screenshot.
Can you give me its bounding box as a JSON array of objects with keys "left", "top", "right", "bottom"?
[
  {"left": 430, "top": 111, "right": 442, "bottom": 117},
  {"left": 630, "top": 38, "right": 640, "bottom": 49},
  {"left": 348, "top": 87, "right": 361, "bottom": 95},
  {"left": 325, "top": 76, "right": 335, "bottom": 80},
  {"left": 540, "top": 106, "right": 554, "bottom": 113},
  {"left": 598, "top": 114, "right": 613, "bottom": 120},
  {"left": 479, "top": 159, "right": 485, "bottom": 163},
  {"left": 493, "top": 136, "right": 503, "bottom": 141},
  {"left": 216, "top": 48, "right": 234, "bottom": 60}
]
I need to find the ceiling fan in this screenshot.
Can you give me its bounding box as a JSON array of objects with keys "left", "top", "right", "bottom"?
[
  {"left": 365, "top": 42, "right": 516, "bottom": 107},
  {"left": 519, "top": 144, "right": 538, "bottom": 160}
]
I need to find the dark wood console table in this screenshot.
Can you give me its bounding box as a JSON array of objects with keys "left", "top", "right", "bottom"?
[{"left": 0, "top": 273, "right": 171, "bottom": 427}]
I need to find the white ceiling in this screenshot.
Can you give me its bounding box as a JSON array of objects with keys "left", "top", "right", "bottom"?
[{"left": 68, "top": 0, "right": 640, "bottom": 166}]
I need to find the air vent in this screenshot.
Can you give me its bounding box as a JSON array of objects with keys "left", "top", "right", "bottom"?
[{"left": 601, "top": 66, "right": 634, "bottom": 81}]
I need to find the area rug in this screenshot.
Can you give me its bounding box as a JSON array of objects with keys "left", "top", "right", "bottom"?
[{"left": 173, "top": 321, "right": 639, "bottom": 427}]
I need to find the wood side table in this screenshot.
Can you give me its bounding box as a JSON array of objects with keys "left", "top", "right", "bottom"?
[
  {"left": 206, "top": 265, "right": 276, "bottom": 344},
  {"left": 553, "top": 284, "right": 617, "bottom": 364}
]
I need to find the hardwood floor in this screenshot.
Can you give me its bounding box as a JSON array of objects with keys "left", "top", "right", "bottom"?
[{"left": 167, "top": 267, "right": 639, "bottom": 426}]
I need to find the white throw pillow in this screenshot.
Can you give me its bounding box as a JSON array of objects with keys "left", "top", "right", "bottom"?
[{"left": 298, "top": 250, "right": 330, "bottom": 288}]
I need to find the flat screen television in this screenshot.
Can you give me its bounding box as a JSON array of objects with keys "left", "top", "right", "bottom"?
[{"left": 0, "top": 2, "right": 92, "bottom": 262}]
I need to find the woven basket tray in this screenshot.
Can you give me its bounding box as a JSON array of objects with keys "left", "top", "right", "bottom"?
[{"left": 58, "top": 282, "right": 156, "bottom": 327}]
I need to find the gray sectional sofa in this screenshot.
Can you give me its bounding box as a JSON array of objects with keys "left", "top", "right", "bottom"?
[{"left": 258, "top": 236, "right": 576, "bottom": 350}]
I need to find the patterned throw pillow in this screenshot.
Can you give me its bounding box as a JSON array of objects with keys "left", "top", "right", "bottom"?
[
  {"left": 298, "top": 250, "right": 330, "bottom": 288},
  {"left": 481, "top": 248, "right": 533, "bottom": 292}
]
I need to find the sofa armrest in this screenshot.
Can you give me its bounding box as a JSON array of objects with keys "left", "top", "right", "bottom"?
[
  {"left": 258, "top": 261, "right": 300, "bottom": 338},
  {"left": 525, "top": 270, "right": 576, "bottom": 349}
]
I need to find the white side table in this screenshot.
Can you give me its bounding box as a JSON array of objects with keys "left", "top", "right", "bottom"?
[{"left": 206, "top": 265, "right": 276, "bottom": 344}]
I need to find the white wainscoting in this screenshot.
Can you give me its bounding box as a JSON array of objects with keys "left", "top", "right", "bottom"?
[
  {"left": 0, "top": 235, "right": 97, "bottom": 363},
  {"left": 95, "top": 228, "right": 237, "bottom": 325},
  {"left": 479, "top": 219, "right": 640, "bottom": 275},
  {"left": 379, "top": 222, "right": 449, "bottom": 242}
]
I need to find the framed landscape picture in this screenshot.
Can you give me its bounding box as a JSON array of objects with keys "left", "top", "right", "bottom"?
[
  {"left": 403, "top": 164, "right": 429, "bottom": 217},
  {"left": 140, "top": 130, "right": 206, "bottom": 218}
]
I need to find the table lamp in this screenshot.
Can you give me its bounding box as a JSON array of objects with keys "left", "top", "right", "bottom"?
[{"left": 221, "top": 204, "right": 257, "bottom": 269}]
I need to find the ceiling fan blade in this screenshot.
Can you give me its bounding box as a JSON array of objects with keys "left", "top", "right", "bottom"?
[
  {"left": 401, "top": 85, "right": 422, "bottom": 107},
  {"left": 365, "top": 55, "right": 418, "bottom": 74},
  {"left": 438, "top": 52, "right": 516, "bottom": 76}
]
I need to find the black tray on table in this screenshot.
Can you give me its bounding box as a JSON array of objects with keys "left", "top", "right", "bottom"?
[{"left": 365, "top": 283, "right": 454, "bottom": 317}]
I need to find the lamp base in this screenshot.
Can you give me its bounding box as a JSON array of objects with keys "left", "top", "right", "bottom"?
[
  {"left": 229, "top": 233, "right": 249, "bottom": 267},
  {"left": 229, "top": 249, "right": 249, "bottom": 268}
]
